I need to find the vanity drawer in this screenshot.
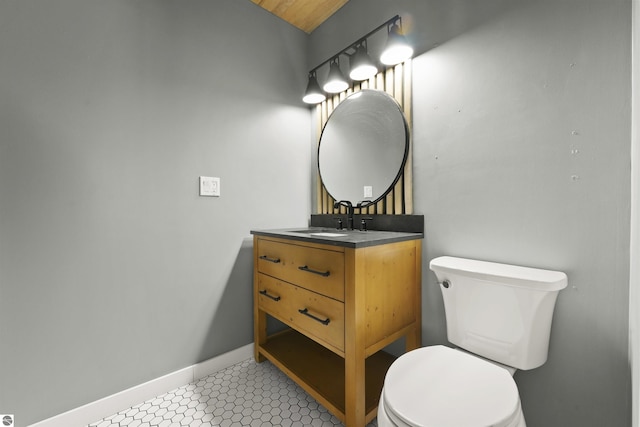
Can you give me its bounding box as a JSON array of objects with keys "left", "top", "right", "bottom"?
[
  {"left": 257, "top": 273, "right": 345, "bottom": 353},
  {"left": 256, "top": 238, "right": 345, "bottom": 301}
]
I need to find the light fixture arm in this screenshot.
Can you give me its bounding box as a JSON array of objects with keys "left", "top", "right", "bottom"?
[{"left": 307, "top": 15, "right": 401, "bottom": 76}]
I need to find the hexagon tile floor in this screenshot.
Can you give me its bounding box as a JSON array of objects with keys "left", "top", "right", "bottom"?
[{"left": 88, "top": 357, "right": 378, "bottom": 427}]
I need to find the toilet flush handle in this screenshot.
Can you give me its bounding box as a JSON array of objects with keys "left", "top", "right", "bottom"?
[{"left": 441, "top": 280, "right": 451, "bottom": 289}]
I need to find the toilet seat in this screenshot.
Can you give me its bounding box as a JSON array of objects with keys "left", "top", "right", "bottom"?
[{"left": 381, "top": 345, "right": 523, "bottom": 427}]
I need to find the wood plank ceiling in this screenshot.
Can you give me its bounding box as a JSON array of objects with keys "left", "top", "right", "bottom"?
[{"left": 250, "top": 0, "right": 349, "bottom": 33}]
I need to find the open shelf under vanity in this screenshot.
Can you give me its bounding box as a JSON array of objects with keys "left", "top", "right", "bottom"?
[{"left": 259, "top": 328, "right": 396, "bottom": 420}]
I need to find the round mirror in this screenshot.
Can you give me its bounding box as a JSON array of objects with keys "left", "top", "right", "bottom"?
[{"left": 318, "top": 89, "right": 409, "bottom": 207}]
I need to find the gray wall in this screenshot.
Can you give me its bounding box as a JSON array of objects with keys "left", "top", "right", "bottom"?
[
  {"left": 0, "top": 1, "right": 311, "bottom": 425},
  {"left": 312, "top": 0, "right": 631, "bottom": 426}
]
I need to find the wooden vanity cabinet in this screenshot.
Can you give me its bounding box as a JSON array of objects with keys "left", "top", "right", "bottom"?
[{"left": 253, "top": 234, "right": 422, "bottom": 427}]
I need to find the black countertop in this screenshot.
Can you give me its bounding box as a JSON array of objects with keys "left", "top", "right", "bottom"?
[{"left": 250, "top": 227, "right": 423, "bottom": 249}]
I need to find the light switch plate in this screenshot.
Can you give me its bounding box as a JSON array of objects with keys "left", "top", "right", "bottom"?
[
  {"left": 200, "top": 176, "right": 220, "bottom": 197},
  {"left": 364, "top": 186, "right": 373, "bottom": 198}
]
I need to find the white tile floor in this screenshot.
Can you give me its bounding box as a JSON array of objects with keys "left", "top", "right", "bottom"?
[{"left": 88, "top": 358, "right": 378, "bottom": 427}]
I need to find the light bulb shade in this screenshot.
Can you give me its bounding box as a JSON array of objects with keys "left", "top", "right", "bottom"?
[
  {"left": 323, "top": 59, "right": 349, "bottom": 93},
  {"left": 302, "top": 73, "right": 326, "bottom": 104},
  {"left": 380, "top": 23, "right": 413, "bottom": 65},
  {"left": 349, "top": 43, "right": 377, "bottom": 81}
]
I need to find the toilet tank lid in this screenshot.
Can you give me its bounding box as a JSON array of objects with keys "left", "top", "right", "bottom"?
[{"left": 429, "top": 256, "right": 568, "bottom": 291}]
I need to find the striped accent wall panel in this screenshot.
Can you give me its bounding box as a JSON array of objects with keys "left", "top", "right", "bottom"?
[{"left": 315, "top": 59, "right": 413, "bottom": 215}]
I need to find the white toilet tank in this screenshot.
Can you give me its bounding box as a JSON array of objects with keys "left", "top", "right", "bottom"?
[{"left": 430, "top": 256, "right": 567, "bottom": 370}]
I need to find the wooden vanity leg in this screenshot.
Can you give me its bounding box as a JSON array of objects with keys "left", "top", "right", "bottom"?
[
  {"left": 345, "top": 346, "right": 365, "bottom": 427},
  {"left": 254, "top": 309, "right": 267, "bottom": 362},
  {"left": 406, "top": 241, "right": 423, "bottom": 353},
  {"left": 253, "top": 236, "right": 266, "bottom": 363},
  {"left": 345, "top": 248, "right": 366, "bottom": 427}
]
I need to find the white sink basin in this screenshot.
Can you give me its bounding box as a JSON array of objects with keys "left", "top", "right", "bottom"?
[
  {"left": 309, "top": 232, "right": 348, "bottom": 237},
  {"left": 290, "top": 229, "right": 348, "bottom": 238}
]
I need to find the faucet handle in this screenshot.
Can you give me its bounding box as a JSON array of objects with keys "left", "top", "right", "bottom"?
[
  {"left": 360, "top": 217, "right": 374, "bottom": 231},
  {"left": 333, "top": 217, "right": 343, "bottom": 230}
]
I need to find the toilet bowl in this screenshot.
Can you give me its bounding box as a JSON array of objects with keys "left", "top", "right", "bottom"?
[
  {"left": 377, "top": 256, "right": 567, "bottom": 427},
  {"left": 377, "top": 346, "right": 526, "bottom": 427}
]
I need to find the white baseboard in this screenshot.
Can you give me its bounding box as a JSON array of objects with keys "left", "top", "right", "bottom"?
[{"left": 29, "top": 343, "right": 254, "bottom": 427}]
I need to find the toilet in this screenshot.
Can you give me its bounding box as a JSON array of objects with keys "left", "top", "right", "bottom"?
[{"left": 378, "top": 256, "right": 567, "bottom": 427}]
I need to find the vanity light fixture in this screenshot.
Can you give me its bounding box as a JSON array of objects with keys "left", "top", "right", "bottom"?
[
  {"left": 302, "top": 71, "right": 326, "bottom": 104},
  {"left": 380, "top": 18, "right": 414, "bottom": 66},
  {"left": 302, "top": 15, "right": 413, "bottom": 105},
  {"left": 349, "top": 40, "right": 378, "bottom": 81},
  {"left": 323, "top": 57, "right": 349, "bottom": 93}
]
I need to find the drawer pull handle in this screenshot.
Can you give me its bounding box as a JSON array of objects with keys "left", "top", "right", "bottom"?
[
  {"left": 298, "top": 308, "right": 330, "bottom": 325},
  {"left": 298, "top": 265, "right": 330, "bottom": 277},
  {"left": 258, "top": 289, "right": 281, "bottom": 301},
  {"left": 259, "top": 255, "right": 281, "bottom": 263}
]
